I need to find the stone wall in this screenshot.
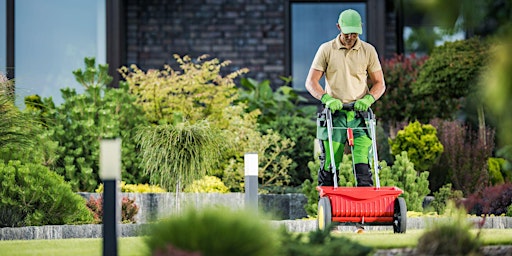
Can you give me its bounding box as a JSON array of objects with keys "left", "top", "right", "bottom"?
[{"left": 78, "top": 192, "right": 309, "bottom": 223}]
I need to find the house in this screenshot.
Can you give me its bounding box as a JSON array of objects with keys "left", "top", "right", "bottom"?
[{"left": 1, "top": 0, "right": 450, "bottom": 104}]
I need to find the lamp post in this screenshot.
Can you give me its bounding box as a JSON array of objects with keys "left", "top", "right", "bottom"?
[
  {"left": 100, "top": 138, "right": 121, "bottom": 256},
  {"left": 244, "top": 152, "right": 258, "bottom": 210}
]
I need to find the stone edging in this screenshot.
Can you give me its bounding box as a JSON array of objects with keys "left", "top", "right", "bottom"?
[{"left": 1, "top": 217, "right": 512, "bottom": 241}]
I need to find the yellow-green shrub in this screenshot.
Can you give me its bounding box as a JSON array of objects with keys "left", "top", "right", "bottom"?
[
  {"left": 96, "top": 182, "right": 166, "bottom": 193},
  {"left": 183, "top": 175, "right": 229, "bottom": 193}
]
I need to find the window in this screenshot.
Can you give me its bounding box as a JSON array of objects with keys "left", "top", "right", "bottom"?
[
  {"left": 290, "top": 2, "right": 366, "bottom": 91},
  {"left": 14, "top": 0, "right": 106, "bottom": 106}
]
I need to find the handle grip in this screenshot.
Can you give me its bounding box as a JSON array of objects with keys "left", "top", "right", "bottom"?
[{"left": 347, "top": 128, "right": 354, "bottom": 146}]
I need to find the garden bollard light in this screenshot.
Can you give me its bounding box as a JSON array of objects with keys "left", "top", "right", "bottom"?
[
  {"left": 244, "top": 152, "right": 258, "bottom": 210},
  {"left": 100, "top": 138, "right": 121, "bottom": 256}
]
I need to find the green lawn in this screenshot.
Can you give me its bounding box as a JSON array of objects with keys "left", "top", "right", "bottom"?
[{"left": 0, "top": 229, "right": 510, "bottom": 256}]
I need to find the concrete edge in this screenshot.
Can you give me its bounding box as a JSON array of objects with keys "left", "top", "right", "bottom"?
[{"left": 1, "top": 217, "right": 511, "bottom": 240}]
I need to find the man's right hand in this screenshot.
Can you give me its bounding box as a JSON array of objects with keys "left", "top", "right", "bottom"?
[{"left": 321, "top": 94, "right": 343, "bottom": 112}]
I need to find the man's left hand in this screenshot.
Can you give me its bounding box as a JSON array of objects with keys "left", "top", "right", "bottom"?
[{"left": 354, "top": 94, "right": 375, "bottom": 111}]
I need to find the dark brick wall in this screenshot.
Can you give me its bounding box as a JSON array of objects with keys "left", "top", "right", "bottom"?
[{"left": 125, "top": 0, "right": 287, "bottom": 87}]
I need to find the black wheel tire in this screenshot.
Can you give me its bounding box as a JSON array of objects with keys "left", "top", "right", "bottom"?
[
  {"left": 393, "top": 197, "right": 407, "bottom": 233},
  {"left": 317, "top": 197, "right": 332, "bottom": 230}
]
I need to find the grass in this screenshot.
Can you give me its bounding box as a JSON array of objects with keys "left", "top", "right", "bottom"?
[{"left": 0, "top": 229, "right": 511, "bottom": 255}]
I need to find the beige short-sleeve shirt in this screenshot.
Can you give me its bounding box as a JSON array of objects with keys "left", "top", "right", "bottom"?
[{"left": 311, "top": 36, "right": 382, "bottom": 103}]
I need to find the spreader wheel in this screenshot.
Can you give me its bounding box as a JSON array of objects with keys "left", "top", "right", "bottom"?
[
  {"left": 317, "top": 197, "right": 332, "bottom": 230},
  {"left": 393, "top": 197, "right": 407, "bottom": 233}
]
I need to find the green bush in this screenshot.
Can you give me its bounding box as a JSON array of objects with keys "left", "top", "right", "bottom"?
[
  {"left": 379, "top": 151, "right": 430, "bottom": 212},
  {"left": 488, "top": 157, "right": 507, "bottom": 185},
  {"left": 145, "top": 207, "right": 280, "bottom": 256},
  {"left": 416, "top": 202, "right": 482, "bottom": 255},
  {"left": 0, "top": 161, "right": 94, "bottom": 227},
  {"left": 278, "top": 225, "right": 373, "bottom": 256},
  {"left": 39, "top": 57, "right": 149, "bottom": 191},
  {"left": 389, "top": 121, "right": 444, "bottom": 173},
  {"left": 429, "top": 183, "right": 463, "bottom": 215},
  {"left": 262, "top": 115, "right": 316, "bottom": 187},
  {"left": 412, "top": 37, "right": 489, "bottom": 120},
  {"left": 183, "top": 175, "right": 229, "bottom": 193},
  {"left": 302, "top": 160, "right": 320, "bottom": 217}
]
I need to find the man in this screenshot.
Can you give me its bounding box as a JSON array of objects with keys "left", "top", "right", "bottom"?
[{"left": 305, "top": 9, "right": 385, "bottom": 187}]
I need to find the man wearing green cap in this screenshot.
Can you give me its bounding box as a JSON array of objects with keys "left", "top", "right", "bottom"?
[{"left": 305, "top": 9, "right": 386, "bottom": 187}]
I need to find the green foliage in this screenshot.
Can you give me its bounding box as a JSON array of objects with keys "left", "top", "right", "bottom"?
[
  {"left": 120, "top": 55, "right": 295, "bottom": 193},
  {"left": 302, "top": 160, "right": 320, "bottom": 217},
  {"left": 416, "top": 202, "right": 482, "bottom": 256},
  {"left": 507, "top": 204, "right": 512, "bottom": 217},
  {"left": 120, "top": 54, "right": 248, "bottom": 125},
  {"left": 40, "top": 57, "right": 148, "bottom": 191},
  {"left": 488, "top": 157, "right": 506, "bottom": 185},
  {"left": 412, "top": 37, "right": 489, "bottom": 119},
  {"left": 183, "top": 175, "right": 229, "bottom": 193},
  {"left": 261, "top": 115, "right": 316, "bottom": 187},
  {"left": 95, "top": 182, "right": 167, "bottom": 193},
  {"left": 145, "top": 207, "right": 280, "bottom": 256},
  {"left": 278, "top": 225, "right": 373, "bottom": 256},
  {"left": 136, "top": 122, "right": 225, "bottom": 192},
  {"left": 237, "top": 77, "right": 316, "bottom": 124},
  {"left": 389, "top": 121, "right": 444, "bottom": 172},
  {"left": 429, "top": 183, "right": 463, "bottom": 215},
  {"left": 0, "top": 161, "right": 94, "bottom": 227},
  {"left": 0, "top": 93, "right": 50, "bottom": 165},
  {"left": 379, "top": 152, "right": 430, "bottom": 212}
]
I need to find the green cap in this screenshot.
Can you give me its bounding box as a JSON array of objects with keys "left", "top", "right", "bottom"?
[{"left": 338, "top": 9, "right": 363, "bottom": 35}]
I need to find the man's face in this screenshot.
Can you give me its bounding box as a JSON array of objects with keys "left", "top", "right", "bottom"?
[{"left": 341, "top": 32, "right": 358, "bottom": 48}]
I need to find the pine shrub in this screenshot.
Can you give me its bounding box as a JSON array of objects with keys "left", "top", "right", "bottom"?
[
  {"left": 0, "top": 161, "right": 93, "bottom": 227},
  {"left": 379, "top": 151, "right": 430, "bottom": 211}
]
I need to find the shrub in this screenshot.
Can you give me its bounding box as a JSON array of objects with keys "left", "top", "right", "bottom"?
[
  {"left": 95, "top": 182, "right": 167, "bottom": 193},
  {"left": 278, "top": 225, "right": 373, "bottom": 256},
  {"left": 373, "top": 53, "right": 432, "bottom": 127},
  {"left": 389, "top": 120, "right": 444, "bottom": 173},
  {"left": 416, "top": 202, "right": 482, "bottom": 256},
  {"left": 302, "top": 160, "right": 320, "bottom": 217},
  {"left": 379, "top": 151, "right": 430, "bottom": 212},
  {"left": 463, "top": 183, "right": 512, "bottom": 216},
  {"left": 0, "top": 161, "right": 93, "bottom": 227},
  {"left": 39, "top": 57, "right": 149, "bottom": 191},
  {"left": 86, "top": 196, "right": 139, "bottom": 224},
  {"left": 429, "top": 119, "right": 494, "bottom": 195},
  {"left": 261, "top": 115, "right": 316, "bottom": 187},
  {"left": 429, "top": 183, "right": 463, "bottom": 215},
  {"left": 145, "top": 207, "right": 280, "bottom": 256},
  {"left": 488, "top": 157, "right": 507, "bottom": 185},
  {"left": 412, "top": 37, "right": 489, "bottom": 120},
  {"left": 183, "top": 175, "right": 229, "bottom": 193}
]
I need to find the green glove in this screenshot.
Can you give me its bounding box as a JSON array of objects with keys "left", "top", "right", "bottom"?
[
  {"left": 321, "top": 94, "right": 343, "bottom": 112},
  {"left": 354, "top": 94, "right": 375, "bottom": 111}
]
